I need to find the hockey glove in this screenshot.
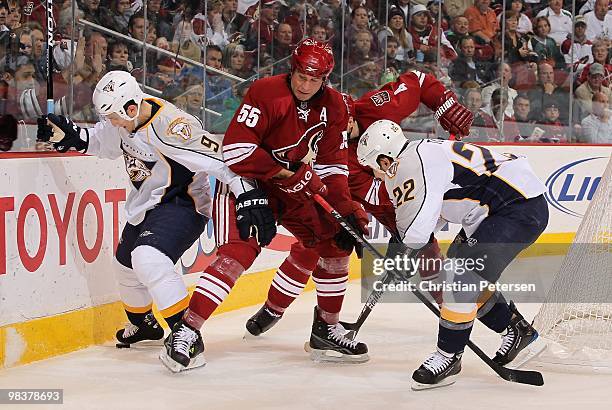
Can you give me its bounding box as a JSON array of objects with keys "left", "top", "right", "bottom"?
[
  {"left": 274, "top": 163, "right": 327, "bottom": 202},
  {"left": 38, "top": 114, "right": 89, "bottom": 153},
  {"left": 236, "top": 188, "right": 277, "bottom": 247},
  {"left": 333, "top": 207, "right": 369, "bottom": 258},
  {"left": 434, "top": 90, "right": 474, "bottom": 138}
]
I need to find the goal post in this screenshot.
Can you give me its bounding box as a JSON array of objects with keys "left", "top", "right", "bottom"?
[{"left": 531, "top": 154, "right": 612, "bottom": 369}]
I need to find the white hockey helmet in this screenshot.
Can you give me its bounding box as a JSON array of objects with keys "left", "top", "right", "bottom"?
[
  {"left": 357, "top": 120, "right": 407, "bottom": 169},
  {"left": 93, "top": 71, "right": 143, "bottom": 120}
]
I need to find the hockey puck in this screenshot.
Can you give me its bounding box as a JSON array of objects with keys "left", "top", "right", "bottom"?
[{"left": 116, "top": 342, "right": 131, "bottom": 349}]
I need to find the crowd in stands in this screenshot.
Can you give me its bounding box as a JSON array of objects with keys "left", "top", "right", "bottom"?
[{"left": 0, "top": 0, "right": 610, "bottom": 150}]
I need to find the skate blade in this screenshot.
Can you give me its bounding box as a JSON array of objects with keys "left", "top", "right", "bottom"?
[
  {"left": 506, "top": 337, "right": 547, "bottom": 370},
  {"left": 115, "top": 339, "right": 165, "bottom": 349},
  {"left": 305, "top": 342, "right": 369, "bottom": 364},
  {"left": 159, "top": 349, "right": 206, "bottom": 373},
  {"left": 243, "top": 331, "right": 262, "bottom": 341},
  {"left": 411, "top": 374, "right": 458, "bottom": 391}
]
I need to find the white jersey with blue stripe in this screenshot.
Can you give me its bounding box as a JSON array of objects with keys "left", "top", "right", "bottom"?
[
  {"left": 84, "top": 96, "right": 253, "bottom": 225},
  {"left": 385, "top": 139, "right": 545, "bottom": 248}
]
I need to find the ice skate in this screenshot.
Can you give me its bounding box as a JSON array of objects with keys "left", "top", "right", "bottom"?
[
  {"left": 412, "top": 349, "right": 462, "bottom": 390},
  {"left": 493, "top": 302, "right": 540, "bottom": 367},
  {"left": 244, "top": 305, "right": 283, "bottom": 338},
  {"left": 159, "top": 320, "right": 206, "bottom": 373},
  {"left": 115, "top": 312, "right": 164, "bottom": 348},
  {"left": 306, "top": 308, "right": 369, "bottom": 363}
]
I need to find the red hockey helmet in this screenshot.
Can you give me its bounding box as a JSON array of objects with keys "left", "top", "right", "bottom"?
[{"left": 291, "top": 38, "right": 334, "bottom": 79}]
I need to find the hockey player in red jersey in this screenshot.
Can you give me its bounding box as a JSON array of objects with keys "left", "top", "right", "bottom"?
[
  {"left": 161, "top": 38, "right": 371, "bottom": 370},
  {"left": 244, "top": 70, "right": 473, "bottom": 337}
]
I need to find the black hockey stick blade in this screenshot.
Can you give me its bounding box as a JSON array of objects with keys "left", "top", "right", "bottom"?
[{"left": 466, "top": 340, "right": 544, "bottom": 386}]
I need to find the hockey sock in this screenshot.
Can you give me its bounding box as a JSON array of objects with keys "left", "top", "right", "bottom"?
[
  {"left": 312, "top": 256, "right": 349, "bottom": 323},
  {"left": 164, "top": 309, "right": 186, "bottom": 330},
  {"left": 479, "top": 302, "right": 513, "bottom": 333},
  {"left": 267, "top": 244, "right": 318, "bottom": 313},
  {"left": 187, "top": 254, "right": 245, "bottom": 329},
  {"left": 437, "top": 323, "right": 473, "bottom": 354},
  {"left": 126, "top": 310, "right": 151, "bottom": 326}
]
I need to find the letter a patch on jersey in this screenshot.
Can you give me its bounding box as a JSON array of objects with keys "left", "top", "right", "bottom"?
[{"left": 370, "top": 91, "right": 391, "bottom": 107}]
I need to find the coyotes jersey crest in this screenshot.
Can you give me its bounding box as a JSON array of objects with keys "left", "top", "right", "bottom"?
[{"left": 271, "top": 122, "right": 326, "bottom": 168}]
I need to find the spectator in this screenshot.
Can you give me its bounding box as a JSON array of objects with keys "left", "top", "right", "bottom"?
[
  {"left": 539, "top": 100, "right": 568, "bottom": 142},
  {"left": 504, "top": 0, "right": 532, "bottom": 35},
  {"left": 561, "top": 16, "right": 593, "bottom": 67},
  {"left": 316, "top": 0, "right": 341, "bottom": 24},
  {"left": 78, "top": 0, "right": 104, "bottom": 26},
  {"left": 494, "top": 10, "right": 535, "bottom": 65},
  {"left": 270, "top": 22, "right": 293, "bottom": 74},
  {"left": 349, "top": 29, "right": 377, "bottom": 67},
  {"left": 445, "top": 0, "right": 472, "bottom": 19},
  {"left": 580, "top": 91, "right": 612, "bottom": 143},
  {"left": 575, "top": 63, "right": 612, "bottom": 118},
  {"left": 449, "top": 36, "right": 486, "bottom": 87},
  {"left": 482, "top": 63, "right": 518, "bottom": 117},
  {"left": 427, "top": 0, "right": 450, "bottom": 32},
  {"left": 310, "top": 24, "right": 328, "bottom": 42},
  {"left": 508, "top": 93, "right": 539, "bottom": 140},
  {"left": 383, "top": 36, "right": 408, "bottom": 73},
  {"left": 146, "top": 0, "right": 172, "bottom": 40},
  {"left": 348, "top": 0, "right": 379, "bottom": 31},
  {"left": 127, "top": 13, "right": 146, "bottom": 68},
  {"left": 530, "top": 16, "right": 566, "bottom": 69},
  {"left": 173, "top": 84, "right": 204, "bottom": 118},
  {"left": 535, "top": 0, "right": 572, "bottom": 46},
  {"left": 378, "top": 8, "right": 413, "bottom": 65},
  {"left": 222, "top": 0, "right": 250, "bottom": 44},
  {"left": 75, "top": 31, "right": 107, "bottom": 88},
  {"left": 107, "top": 40, "right": 131, "bottom": 72},
  {"left": 6, "top": 0, "right": 20, "bottom": 30},
  {"left": 222, "top": 42, "right": 254, "bottom": 79},
  {"left": 246, "top": 0, "right": 279, "bottom": 50},
  {"left": 409, "top": 5, "right": 456, "bottom": 63},
  {"left": 578, "top": 39, "right": 612, "bottom": 86},
  {"left": 346, "top": 60, "right": 380, "bottom": 99},
  {"left": 100, "top": 0, "right": 134, "bottom": 34},
  {"left": 446, "top": 15, "right": 470, "bottom": 50},
  {"left": 464, "top": 0, "right": 499, "bottom": 45},
  {"left": 192, "top": 0, "right": 230, "bottom": 50},
  {"left": 0, "top": 2, "right": 7, "bottom": 32},
  {"left": 462, "top": 86, "right": 491, "bottom": 141},
  {"left": 389, "top": 0, "right": 411, "bottom": 26},
  {"left": 17, "top": 29, "right": 33, "bottom": 57},
  {"left": 584, "top": 0, "right": 612, "bottom": 42},
  {"left": 528, "top": 62, "right": 569, "bottom": 122},
  {"left": 346, "top": 6, "right": 378, "bottom": 52},
  {"left": 480, "top": 88, "right": 520, "bottom": 142},
  {"left": 204, "top": 45, "right": 232, "bottom": 113}
]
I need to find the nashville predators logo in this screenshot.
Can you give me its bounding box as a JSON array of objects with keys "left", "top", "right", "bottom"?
[
  {"left": 370, "top": 91, "right": 391, "bottom": 107},
  {"left": 167, "top": 118, "right": 192, "bottom": 140},
  {"left": 272, "top": 122, "right": 326, "bottom": 167},
  {"left": 102, "top": 80, "right": 115, "bottom": 92},
  {"left": 123, "top": 153, "right": 152, "bottom": 182}
]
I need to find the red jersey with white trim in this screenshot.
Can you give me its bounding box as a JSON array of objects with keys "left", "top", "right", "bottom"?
[
  {"left": 347, "top": 70, "right": 449, "bottom": 231},
  {"left": 223, "top": 74, "right": 353, "bottom": 212},
  {"left": 354, "top": 70, "right": 447, "bottom": 131}
]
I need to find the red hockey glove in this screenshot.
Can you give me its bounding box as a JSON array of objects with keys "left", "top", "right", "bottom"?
[
  {"left": 434, "top": 91, "right": 474, "bottom": 138},
  {"left": 417, "top": 236, "right": 444, "bottom": 305},
  {"left": 274, "top": 163, "right": 327, "bottom": 201}
]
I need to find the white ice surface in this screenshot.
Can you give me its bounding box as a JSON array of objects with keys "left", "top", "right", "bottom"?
[{"left": 1, "top": 282, "right": 610, "bottom": 410}]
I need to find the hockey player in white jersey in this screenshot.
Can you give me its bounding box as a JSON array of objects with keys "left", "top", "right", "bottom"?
[
  {"left": 357, "top": 120, "right": 549, "bottom": 390},
  {"left": 37, "top": 71, "right": 276, "bottom": 351}
]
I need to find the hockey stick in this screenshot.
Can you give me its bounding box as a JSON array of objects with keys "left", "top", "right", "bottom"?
[
  {"left": 45, "top": 0, "right": 54, "bottom": 115},
  {"left": 312, "top": 194, "right": 544, "bottom": 387}
]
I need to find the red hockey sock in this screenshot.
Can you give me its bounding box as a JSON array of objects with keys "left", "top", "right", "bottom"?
[
  {"left": 267, "top": 243, "right": 318, "bottom": 313},
  {"left": 187, "top": 254, "right": 245, "bottom": 329},
  {"left": 312, "top": 256, "right": 349, "bottom": 323}
]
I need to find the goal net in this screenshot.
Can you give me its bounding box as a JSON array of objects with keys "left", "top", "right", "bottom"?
[{"left": 531, "top": 154, "right": 612, "bottom": 370}]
